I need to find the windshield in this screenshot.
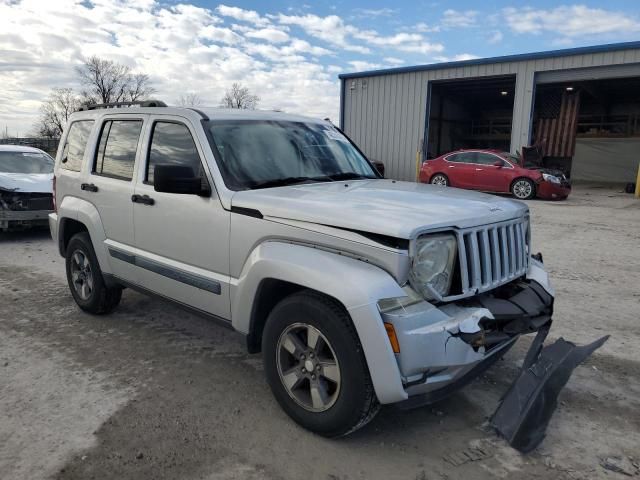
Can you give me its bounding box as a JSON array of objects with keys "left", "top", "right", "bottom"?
[
  {"left": 206, "top": 120, "right": 378, "bottom": 190},
  {"left": 0, "top": 151, "right": 54, "bottom": 174}
]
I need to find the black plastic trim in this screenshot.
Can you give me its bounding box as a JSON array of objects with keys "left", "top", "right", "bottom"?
[
  {"left": 230, "top": 206, "right": 263, "bottom": 219},
  {"left": 107, "top": 248, "right": 221, "bottom": 294}
]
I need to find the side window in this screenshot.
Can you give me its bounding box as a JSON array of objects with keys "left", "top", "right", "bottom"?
[
  {"left": 61, "top": 121, "right": 94, "bottom": 172},
  {"left": 476, "top": 153, "right": 500, "bottom": 165},
  {"left": 146, "top": 122, "right": 202, "bottom": 184},
  {"left": 447, "top": 153, "right": 470, "bottom": 163},
  {"left": 94, "top": 120, "right": 142, "bottom": 180}
]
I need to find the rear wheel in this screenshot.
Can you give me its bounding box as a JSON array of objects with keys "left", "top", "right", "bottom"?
[
  {"left": 65, "top": 232, "right": 122, "bottom": 314},
  {"left": 430, "top": 173, "right": 449, "bottom": 186},
  {"left": 262, "top": 291, "right": 379, "bottom": 437},
  {"left": 511, "top": 178, "right": 536, "bottom": 200}
]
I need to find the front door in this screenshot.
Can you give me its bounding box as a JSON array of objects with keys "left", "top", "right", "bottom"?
[
  {"left": 132, "top": 116, "right": 231, "bottom": 320},
  {"left": 472, "top": 153, "right": 514, "bottom": 192}
]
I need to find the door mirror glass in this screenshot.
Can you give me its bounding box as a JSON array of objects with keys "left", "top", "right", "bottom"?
[{"left": 154, "top": 164, "right": 209, "bottom": 196}]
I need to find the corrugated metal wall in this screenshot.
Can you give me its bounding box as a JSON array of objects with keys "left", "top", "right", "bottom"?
[{"left": 341, "top": 48, "right": 640, "bottom": 181}]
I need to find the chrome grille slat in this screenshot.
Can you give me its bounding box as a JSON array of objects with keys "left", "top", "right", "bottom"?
[{"left": 451, "top": 217, "right": 529, "bottom": 299}]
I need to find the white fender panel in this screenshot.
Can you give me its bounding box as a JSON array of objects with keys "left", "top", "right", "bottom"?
[
  {"left": 57, "top": 196, "right": 112, "bottom": 274},
  {"left": 231, "top": 241, "right": 408, "bottom": 404}
]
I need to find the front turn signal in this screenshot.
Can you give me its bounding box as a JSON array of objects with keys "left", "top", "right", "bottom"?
[{"left": 384, "top": 322, "right": 401, "bottom": 353}]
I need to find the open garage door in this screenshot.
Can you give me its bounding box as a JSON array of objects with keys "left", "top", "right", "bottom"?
[
  {"left": 426, "top": 76, "right": 516, "bottom": 158},
  {"left": 533, "top": 76, "right": 640, "bottom": 184}
]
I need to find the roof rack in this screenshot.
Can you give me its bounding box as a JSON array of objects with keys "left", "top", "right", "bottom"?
[{"left": 78, "top": 100, "right": 167, "bottom": 111}]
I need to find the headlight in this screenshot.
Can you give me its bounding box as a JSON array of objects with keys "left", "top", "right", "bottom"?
[
  {"left": 542, "top": 173, "right": 561, "bottom": 184},
  {"left": 409, "top": 233, "right": 457, "bottom": 301}
]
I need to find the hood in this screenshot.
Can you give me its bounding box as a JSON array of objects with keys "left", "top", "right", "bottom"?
[
  {"left": 231, "top": 180, "right": 528, "bottom": 239},
  {"left": 0, "top": 172, "right": 53, "bottom": 193}
]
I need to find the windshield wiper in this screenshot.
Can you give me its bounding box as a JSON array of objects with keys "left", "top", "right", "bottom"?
[
  {"left": 247, "top": 176, "right": 331, "bottom": 190},
  {"left": 246, "top": 172, "right": 376, "bottom": 190},
  {"left": 324, "top": 172, "right": 377, "bottom": 181}
]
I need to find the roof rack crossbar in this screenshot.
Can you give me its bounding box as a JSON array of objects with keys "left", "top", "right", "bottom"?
[{"left": 78, "top": 100, "right": 167, "bottom": 111}]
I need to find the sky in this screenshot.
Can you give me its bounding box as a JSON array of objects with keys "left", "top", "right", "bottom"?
[{"left": 1, "top": 0, "right": 639, "bottom": 135}]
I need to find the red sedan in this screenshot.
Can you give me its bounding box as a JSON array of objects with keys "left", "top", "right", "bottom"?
[{"left": 419, "top": 149, "right": 571, "bottom": 200}]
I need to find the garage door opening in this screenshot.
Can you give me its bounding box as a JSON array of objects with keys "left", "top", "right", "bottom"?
[
  {"left": 426, "top": 75, "right": 516, "bottom": 158},
  {"left": 533, "top": 77, "right": 640, "bottom": 183}
]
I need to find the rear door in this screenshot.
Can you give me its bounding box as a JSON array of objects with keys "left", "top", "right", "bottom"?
[
  {"left": 83, "top": 114, "right": 146, "bottom": 283},
  {"left": 442, "top": 153, "right": 469, "bottom": 188},
  {"left": 444, "top": 152, "right": 475, "bottom": 188},
  {"left": 131, "top": 116, "right": 231, "bottom": 320}
]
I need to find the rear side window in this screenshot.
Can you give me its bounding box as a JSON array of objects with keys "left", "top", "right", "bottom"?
[
  {"left": 61, "top": 120, "right": 94, "bottom": 172},
  {"left": 94, "top": 120, "right": 142, "bottom": 180},
  {"left": 446, "top": 153, "right": 468, "bottom": 163},
  {"left": 146, "top": 122, "right": 202, "bottom": 184}
]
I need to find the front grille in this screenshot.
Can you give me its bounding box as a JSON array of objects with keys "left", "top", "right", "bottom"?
[{"left": 455, "top": 217, "right": 529, "bottom": 298}]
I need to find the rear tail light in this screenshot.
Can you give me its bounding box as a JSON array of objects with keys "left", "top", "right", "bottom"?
[{"left": 52, "top": 175, "right": 57, "bottom": 213}]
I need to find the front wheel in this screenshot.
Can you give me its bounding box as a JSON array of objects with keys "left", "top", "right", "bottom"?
[
  {"left": 430, "top": 173, "right": 449, "bottom": 186},
  {"left": 65, "top": 232, "right": 122, "bottom": 314},
  {"left": 511, "top": 178, "right": 536, "bottom": 200},
  {"left": 262, "top": 291, "right": 379, "bottom": 437}
]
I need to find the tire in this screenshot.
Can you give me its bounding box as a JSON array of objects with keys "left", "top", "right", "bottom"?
[
  {"left": 262, "top": 290, "right": 380, "bottom": 438},
  {"left": 65, "top": 232, "right": 122, "bottom": 314},
  {"left": 430, "top": 173, "right": 449, "bottom": 186},
  {"left": 511, "top": 178, "right": 536, "bottom": 200}
]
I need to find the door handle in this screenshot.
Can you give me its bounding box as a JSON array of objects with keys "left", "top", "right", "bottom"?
[
  {"left": 475, "top": 168, "right": 483, "bottom": 171},
  {"left": 448, "top": 165, "right": 455, "bottom": 168},
  {"left": 81, "top": 183, "right": 98, "bottom": 192},
  {"left": 131, "top": 194, "right": 155, "bottom": 206}
]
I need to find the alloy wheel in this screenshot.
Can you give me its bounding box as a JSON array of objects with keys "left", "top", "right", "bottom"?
[
  {"left": 276, "top": 323, "right": 341, "bottom": 412},
  {"left": 513, "top": 180, "right": 533, "bottom": 199},
  {"left": 70, "top": 249, "right": 94, "bottom": 300},
  {"left": 431, "top": 175, "right": 448, "bottom": 186}
]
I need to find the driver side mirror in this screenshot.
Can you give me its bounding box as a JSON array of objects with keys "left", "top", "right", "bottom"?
[
  {"left": 153, "top": 164, "right": 210, "bottom": 196},
  {"left": 493, "top": 160, "right": 504, "bottom": 168}
]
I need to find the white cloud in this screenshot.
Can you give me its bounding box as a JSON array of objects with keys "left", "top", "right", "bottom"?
[
  {"left": 441, "top": 9, "right": 478, "bottom": 28},
  {"left": 215, "top": 4, "right": 269, "bottom": 26},
  {"left": 348, "top": 61, "right": 383, "bottom": 72},
  {"left": 245, "top": 27, "right": 290, "bottom": 44},
  {"left": 383, "top": 57, "right": 405, "bottom": 66},
  {"left": 276, "top": 12, "right": 443, "bottom": 55},
  {"left": 433, "top": 53, "right": 480, "bottom": 63},
  {"left": 503, "top": 5, "right": 640, "bottom": 38},
  {"left": 350, "top": 8, "right": 396, "bottom": 19}
]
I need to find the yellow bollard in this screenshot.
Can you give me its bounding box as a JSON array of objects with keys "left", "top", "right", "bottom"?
[
  {"left": 415, "top": 150, "right": 421, "bottom": 182},
  {"left": 636, "top": 162, "right": 640, "bottom": 198}
]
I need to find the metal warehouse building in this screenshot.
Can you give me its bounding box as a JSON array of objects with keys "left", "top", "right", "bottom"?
[{"left": 339, "top": 41, "right": 640, "bottom": 183}]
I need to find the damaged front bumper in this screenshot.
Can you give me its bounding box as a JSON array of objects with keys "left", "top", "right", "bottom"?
[
  {"left": 0, "top": 209, "right": 52, "bottom": 230},
  {"left": 380, "top": 258, "right": 554, "bottom": 407}
]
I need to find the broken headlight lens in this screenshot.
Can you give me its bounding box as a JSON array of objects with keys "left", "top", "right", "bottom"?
[{"left": 409, "top": 233, "right": 457, "bottom": 301}]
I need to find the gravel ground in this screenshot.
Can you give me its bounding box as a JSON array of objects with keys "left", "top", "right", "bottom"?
[{"left": 1, "top": 185, "right": 639, "bottom": 480}]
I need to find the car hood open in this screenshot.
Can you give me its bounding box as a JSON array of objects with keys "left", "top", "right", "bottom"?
[
  {"left": 0, "top": 172, "right": 53, "bottom": 193},
  {"left": 231, "top": 179, "right": 528, "bottom": 240}
]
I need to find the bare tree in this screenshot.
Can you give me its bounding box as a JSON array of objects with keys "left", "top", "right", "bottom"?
[
  {"left": 33, "top": 88, "right": 81, "bottom": 138},
  {"left": 220, "top": 83, "right": 259, "bottom": 109},
  {"left": 76, "top": 56, "right": 155, "bottom": 105},
  {"left": 176, "top": 93, "right": 204, "bottom": 107}
]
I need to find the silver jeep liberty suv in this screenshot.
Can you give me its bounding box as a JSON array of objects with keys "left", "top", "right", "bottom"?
[{"left": 50, "top": 101, "right": 555, "bottom": 438}]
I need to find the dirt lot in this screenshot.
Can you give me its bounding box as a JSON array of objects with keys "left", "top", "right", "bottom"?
[{"left": 1, "top": 186, "right": 639, "bottom": 480}]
